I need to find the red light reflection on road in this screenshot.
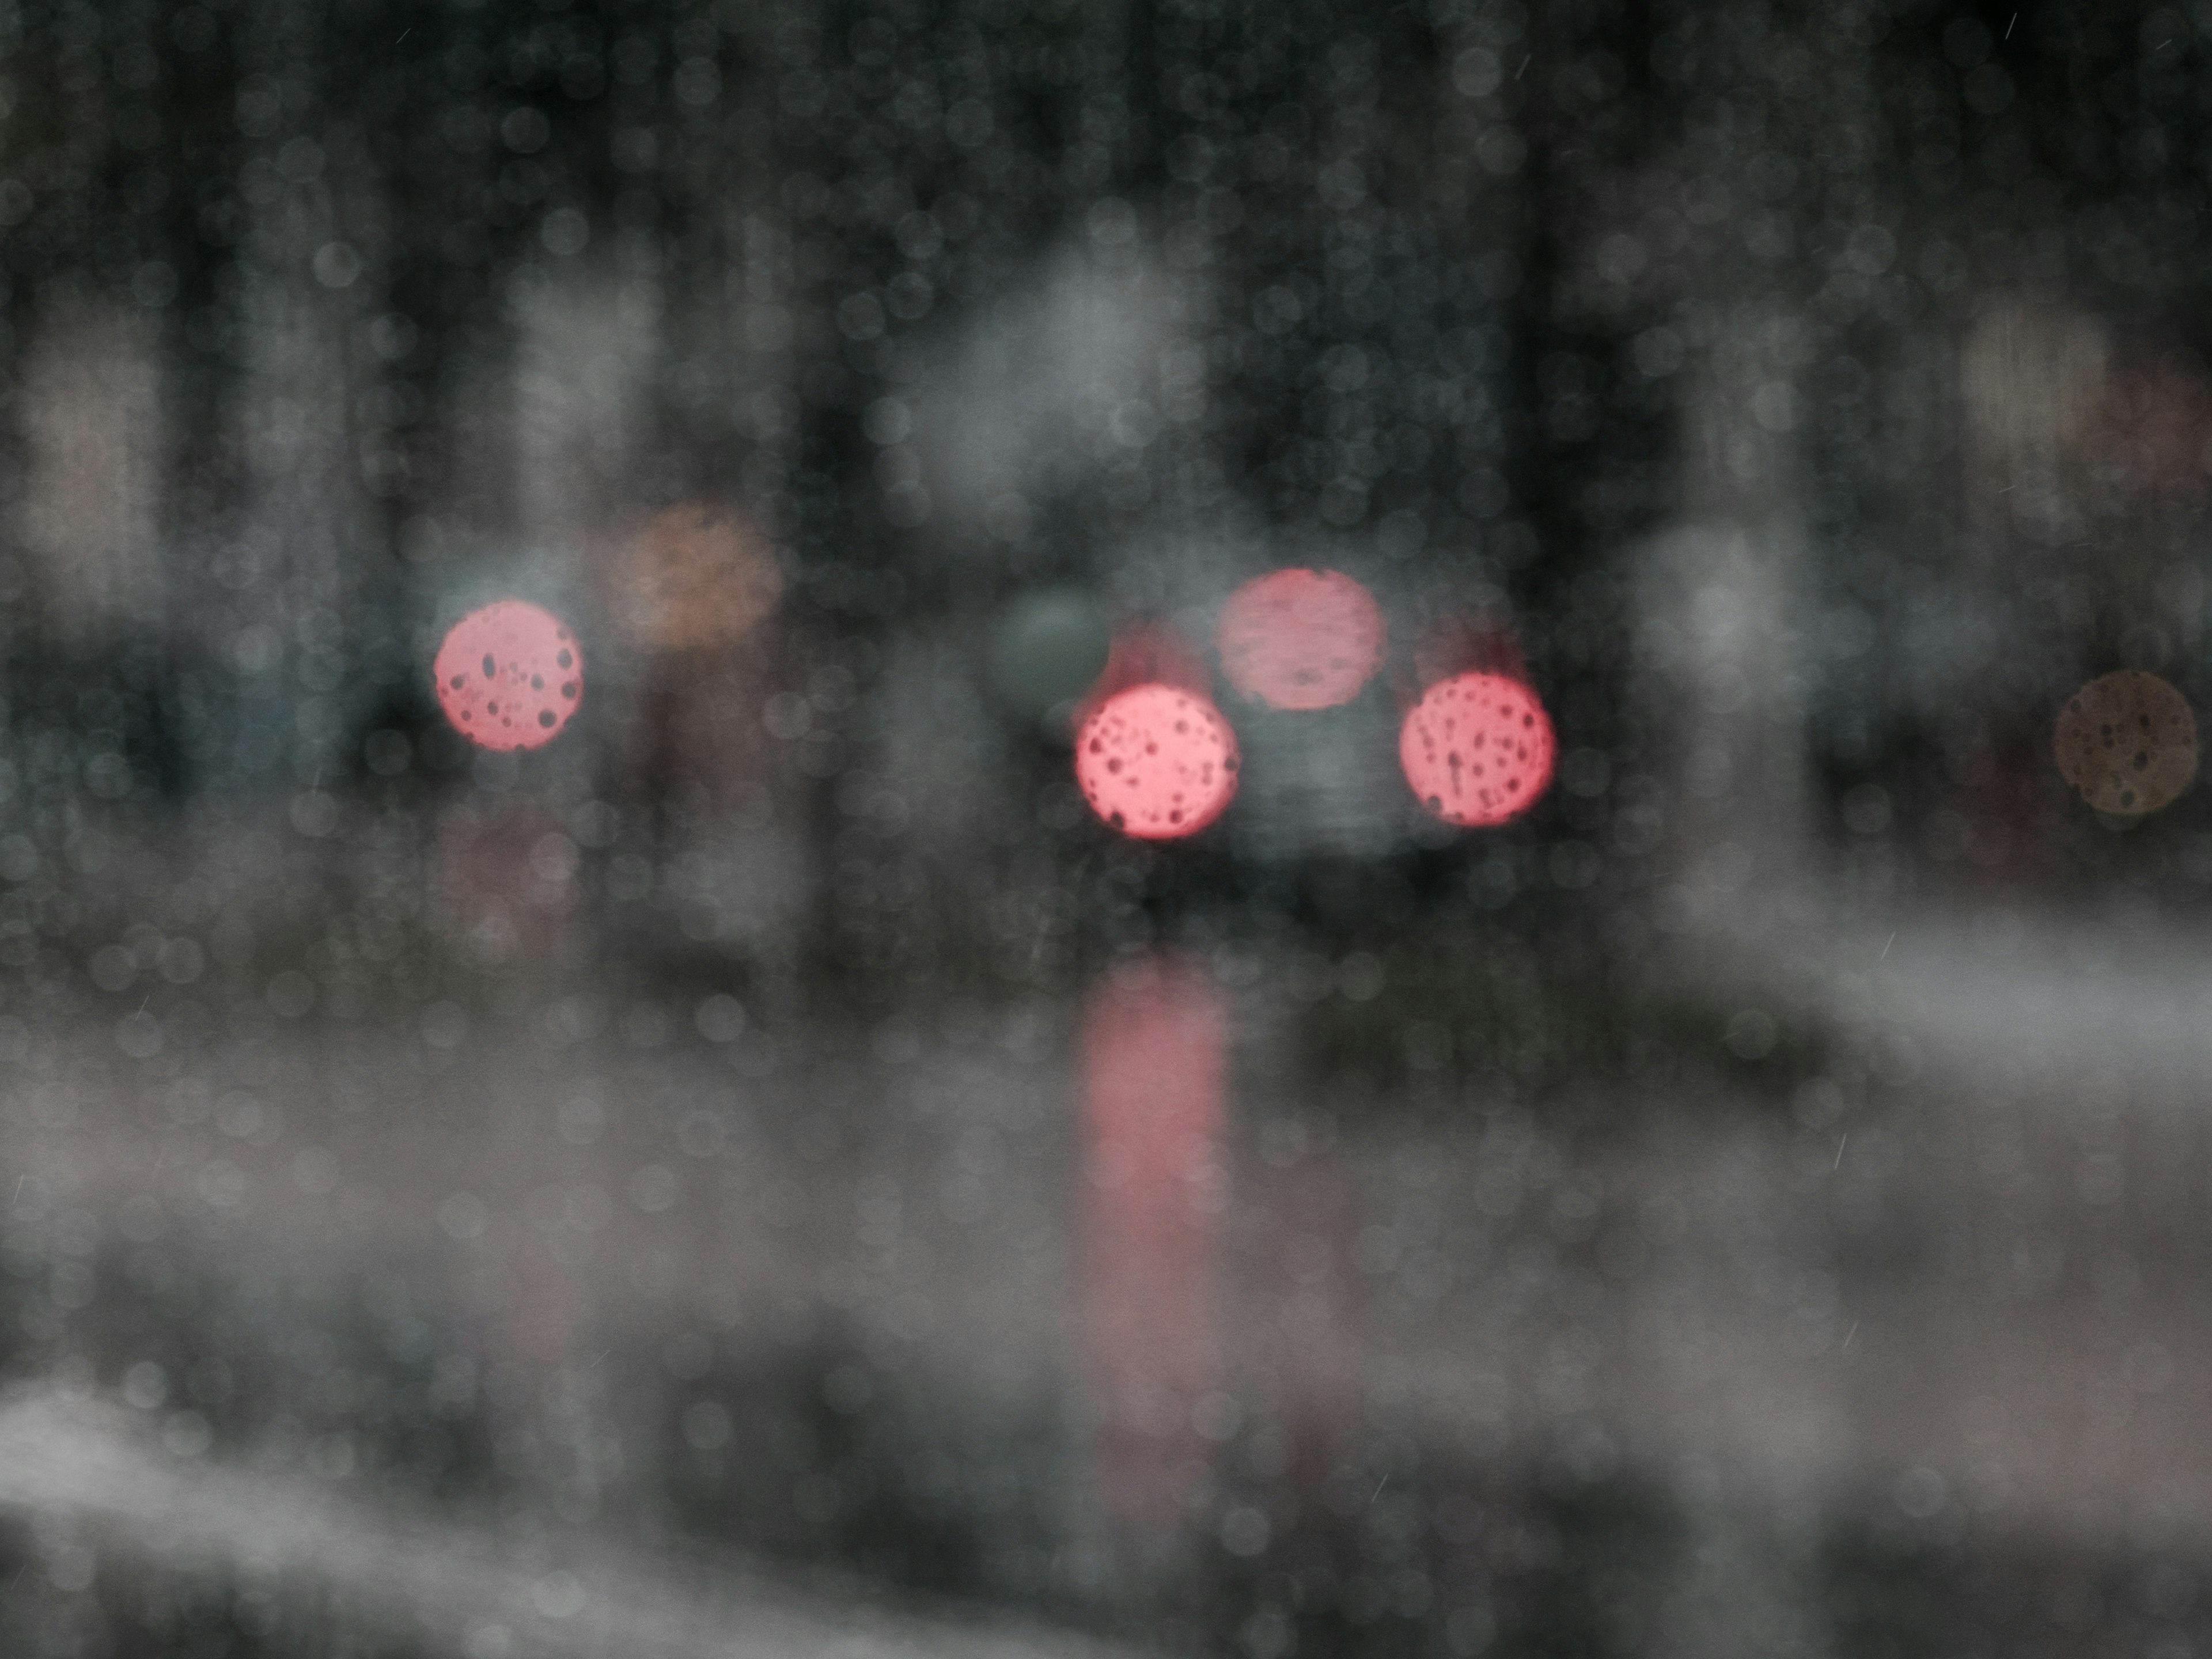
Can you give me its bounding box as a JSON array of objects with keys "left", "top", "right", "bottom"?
[
  {"left": 434, "top": 600, "right": 583, "bottom": 751},
  {"left": 1074, "top": 684, "right": 1240, "bottom": 839},
  {"left": 1081, "top": 956, "right": 1228, "bottom": 1527},
  {"left": 1399, "top": 670, "right": 1555, "bottom": 826},
  {"left": 1215, "top": 569, "right": 1385, "bottom": 711}
]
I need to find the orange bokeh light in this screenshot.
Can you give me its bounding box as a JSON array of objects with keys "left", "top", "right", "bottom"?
[
  {"left": 1074, "top": 683, "right": 1240, "bottom": 839},
  {"left": 1399, "top": 669, "right": 1554, "bottom": 826},
  {"left": 614, "top": 503, "right": 783, "bottom": 651},
  {"left": 1215, "top": 568, "right": 1385, "bottom": 711},
  {"left": 433, "top": 600, "right": 583, "bottom": 751},
  {"left": 2053, "top": 670, "right": 2198, "bottom": 815}
]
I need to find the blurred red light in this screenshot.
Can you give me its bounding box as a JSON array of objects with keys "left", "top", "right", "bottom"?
[
  {"left": 1399, "top": 670, "right": 1555, "bottom": 826},
  {"left": 434, "top": 601, "right": 583, "bottom": 752},
  {"left": 1215, "top": 568, "right": 1385, "bottom": 711},
  {"left": 1074, "top": 683, "right": 1240, "bottom": 839}
]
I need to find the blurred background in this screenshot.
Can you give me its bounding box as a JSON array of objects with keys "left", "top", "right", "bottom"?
[{"left": 5, "top": 0, "right": 2212, "bottom": 1653}]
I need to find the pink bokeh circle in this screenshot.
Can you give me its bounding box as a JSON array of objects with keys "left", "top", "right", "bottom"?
[
  {"left": 1215, "top": 568, "right": 1385, "bottom": 711},
  {"left": 433, "top": 600, "right": 584, "bottom": 752},
  {"left": 1075, "top": 684, "right": 1240, "bottom": 839},
  {"left": 1399, "top": 671, "right": 1554, "bottom": 827}
]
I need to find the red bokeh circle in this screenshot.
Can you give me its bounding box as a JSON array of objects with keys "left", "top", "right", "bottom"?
[
  {"left": 1399, "top": 671, "right": 1555, "bottom": 827},
  {"left": 433, "top": 600, "right": 584, "bottom": 752},
  {"left": 1215, "top": 568, "right": 1385, "bottom": 711},
  {"left": 1075, "top": 684, "right": 1240, "bottom": 839}
]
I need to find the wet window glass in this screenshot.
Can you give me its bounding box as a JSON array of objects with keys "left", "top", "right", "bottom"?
[{"left": 2, "top": 1, "right": 2210, "bottom": 1653}]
